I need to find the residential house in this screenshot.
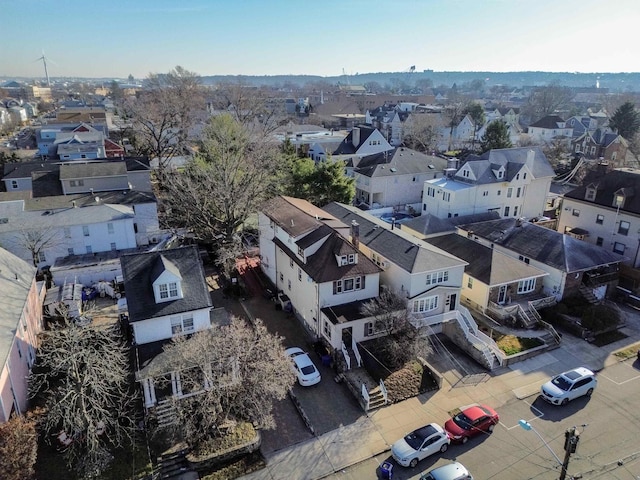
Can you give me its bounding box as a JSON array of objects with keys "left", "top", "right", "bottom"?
[
  {"left": 353, "top": 147, "right": 448, "bottom": 210},
  {"left": 0, "top": 248, "right": 45, "bottom": 423},
  {"left": 558, "top": 167, "right": 640, "bottom": 267},
  {"left": 258, "top": 196, "right": 381, "bottom": 349},
  {"left": 120, "top": 245, "right": 215, "bottom": 408},
  {"left": 331, "top": 125, "right": 393, "bottom": 168},
  {"left": 456, "top": 217, "right": 622, "bottom": 302},
  {"left": 36, "top": 123, "right": 109, "bottom": 158},
  {"left": 425, "top": 233, "right": 548, "bottom": 319},
  {"left": 402, "top": 211, "right": 502, "bottom": 240},
  {"left": 422, "top": 147, "right": 556, "bottom": 220},
  {"left": 526, "top": 115, "right": 573, "bottom": 146},
  {"left": 365, "top": 106, "right": 409, "bottom": 146},
  {"left": 571, "top": 129, "right": 628, "bottom": 164},
  {"left": 0, "top": 157, "right": 160, "bottom": 274},
  {"left": 321, "top": 203, "right": 504, "bottom": 369}
]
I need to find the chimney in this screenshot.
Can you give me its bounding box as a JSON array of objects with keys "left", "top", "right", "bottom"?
[
  {"left": 351, "top": 220, "right": 360, "bottom": 248},
  {"left": 352, "top": 127, "right": 361, "bottom": 147},
  {"left": 95, "top": 196, "right": 100, "bottom": 204},
  {"left": 527, "top": 149, "right": 535, "bottom": 166}
]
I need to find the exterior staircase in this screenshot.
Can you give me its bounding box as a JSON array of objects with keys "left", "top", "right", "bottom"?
[
  {"left": 367, "top": 384, "right": 387, "bottom": 411},
  {"left": 155, "top": 446, "right": 192, "bottom": 479},
  {"left": 579, "top": 284, "right": 601, "bottom": 304},
  {"left": 154, "top": 399, "right": 177, "bottom": 428}
]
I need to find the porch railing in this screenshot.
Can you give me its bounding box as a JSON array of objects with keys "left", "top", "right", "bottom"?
[
  {"left": 361, "top": 384, "right": 370, "bottom": 410},
  {"left": 379, "top": 379, "right": 388, "bottom": 404},
  {"left": 341, "top": 341, "right": 351, "bottom": 370},
  {"left": 352, "top": 337, "right": 362, "bottom": 368},
  {"left": 456, "top": 306, "right": 503, "bottom": 369}
]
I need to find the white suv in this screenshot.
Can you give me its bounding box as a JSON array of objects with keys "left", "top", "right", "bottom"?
[{"left": 540, "top": 367, "right": 597, "bottom": 405}]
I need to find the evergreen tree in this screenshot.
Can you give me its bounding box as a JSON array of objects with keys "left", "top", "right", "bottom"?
[
  {"left": 609, "top": 102, "right": 640, "bottom": 139},
  {"left": 283, "top": 157, "right": 355, "bottom": 206},
  {"left": 480, "top": 120, "right": 512, "bottom": 153}
]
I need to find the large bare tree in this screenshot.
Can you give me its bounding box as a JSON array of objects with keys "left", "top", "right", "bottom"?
[
  {"left": 154, "top": 317, "right": 295, "bottom": 446},
  {"left": 522, "top": 83, "right": 574, "bottom": 122},
  {"left": 0, "top": 411, "right": 39, "bottom": 480},
  {"left": 402, "top": 113, "right": 443, "bottom": 153},
  {"left": 207, "top": 81, "right": 287, "bottom": 136},
  {"left": 122, "top": 66, "right": 204, "bottom": 172},
  {"left": 12, "top": 226, "right": 63, "bottom": 267},
  {"left": 29, "top": 312, "right": 134, "bottom": 478}
]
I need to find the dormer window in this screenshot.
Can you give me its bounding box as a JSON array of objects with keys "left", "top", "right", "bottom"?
[
  {"left": 159, "top": 282, "right": 179, "bottom": 300},
  {"left": 585, "top": 185, "right": 597, "bottom": 201},
  {"left": 337, "top": 253, "right": 357, "bottom": 266}
]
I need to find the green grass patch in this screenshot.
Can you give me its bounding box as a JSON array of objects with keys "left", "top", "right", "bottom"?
[{"left": 493, "top": 334, "right": 544, "bottom": 356}]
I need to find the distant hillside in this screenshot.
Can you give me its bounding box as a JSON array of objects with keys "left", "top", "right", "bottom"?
[{"left": 200, "top": 71, "right": 640, "bottom": 92}]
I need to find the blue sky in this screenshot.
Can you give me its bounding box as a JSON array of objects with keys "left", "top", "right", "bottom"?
[{"left": 1, "top": 0, "right": 637, "bottom": 79}]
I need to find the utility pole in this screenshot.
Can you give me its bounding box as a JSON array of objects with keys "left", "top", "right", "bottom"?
[{"left": 559, "top": 426, "right": 580, "bottom": 480}]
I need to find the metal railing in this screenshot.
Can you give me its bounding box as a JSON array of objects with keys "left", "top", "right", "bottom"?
[{"left": 456, "top": 306, "right": 504, "bottom": 368}]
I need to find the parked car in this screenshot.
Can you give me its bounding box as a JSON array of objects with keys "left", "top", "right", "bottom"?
[
  {"left": 443, "top": 404, "right": 499, "bottom": 444},
  {"left": 391, "top": 422, "right": 450, "bottom": 468},
  {"left": 285, "top": 347, "right": 321, "bottom": 386},
  {"left": 540, "top": 367, "right": 597, "bottom": 405},
  {"left": 419, "top": 461, "right": 474, "bottom": 480}
]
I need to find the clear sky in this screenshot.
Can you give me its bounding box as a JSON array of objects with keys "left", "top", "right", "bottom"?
[{"left": 1, "top": 0, "right": 638, "bottom": 80}]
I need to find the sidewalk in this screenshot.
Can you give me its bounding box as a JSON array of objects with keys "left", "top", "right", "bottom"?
[{"left": 239, "top": 305, "right": 640, "bottom": 480}]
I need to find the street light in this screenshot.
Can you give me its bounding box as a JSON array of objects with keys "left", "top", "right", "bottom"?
[
  {"left": 518, "top": 419, "right": 563, "bottom": 466},
  {"left": 519, "top": 420, "right": 586, "bottom": 480}
]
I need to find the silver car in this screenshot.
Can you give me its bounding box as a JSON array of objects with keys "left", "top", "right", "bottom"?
[
  {"left": 391, "top": 423, "right": 450, "bottom": 468},
  {"left": 420, "top": 461, "right": 473, "bottom": 480}
]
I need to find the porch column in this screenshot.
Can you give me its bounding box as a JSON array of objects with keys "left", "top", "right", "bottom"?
[
  {"left": 172, "top": 371, "right": 183, "bottom": 397},
  {"left": 142, "top": 378, "right": 155, "bottom": 408}
]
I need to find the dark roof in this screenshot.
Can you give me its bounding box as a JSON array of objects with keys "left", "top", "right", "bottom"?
[
  {"left": 275, "top": 232, "right": 380, "bottom": 284},
  {"left": 529, "top": 115, "right": 565, "bottom": 129},
  {"left": 120, "top": 245, "right": 212, "bottom": 323},
  {"left": 3, "top": 157, "right": 149, "bottom": 180},
  {"left": 355, "top": 148, "right": 448, "bottom": 178},
  {"left": 332, "top": 125, "right": 379, "bottom": 155},
  {"left": 457, "top": 217, "right": 623, "bottom": 272},
  {"left": 321, "top": 299, "right": 374, "bottom": 325},
  {"left": 60, "top": 161, "right": 127, "bottom": 179},
  {"left": 426, "top": 233, "right": 546, "bottom": 285},
  {"left": 403, "top": 211, "right": 501, "bottom": 237},
  {"left": 23, "top": 190, "right": 156, "bottom": 211},
  {"left": 564, "top": 168, "right": 640, "bottom": 215},
  {"left": 261, "top": 196, "right": 340, "bottom": 238},
  {"left": 322, "top": 202, "right": 465, "bottom": 273}
]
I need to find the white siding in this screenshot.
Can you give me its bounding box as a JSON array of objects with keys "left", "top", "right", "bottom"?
[{"left": 132, "top": 308, "right": 212, "bottom": 345}]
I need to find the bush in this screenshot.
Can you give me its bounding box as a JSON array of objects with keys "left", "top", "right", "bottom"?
[{"left": 581, "top": 304, "right": 621, "bottom": 332}]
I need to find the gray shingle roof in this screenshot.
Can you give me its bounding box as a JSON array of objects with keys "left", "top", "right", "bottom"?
[
  {"left": 120, "top": 245, "right": 212, "bottom": 323},
  {"left": 60, "top": 162, "right": 127, "bottom": 179},
  {"left": 332, "top": 125, "right": 378, "bottom": 155},
  {"left": 426, "top": 233, "right": 546, "bottom": 285},
  {"left": 564, "top": 168, "right": 640, "bottom": 215},
  {"left": 355, "top": 148, "right": 448, "bottom": 178},
  {"left": 528, "top": 115, "right": 565, "bottom": 129},
  {"left": 403, "top": 211, "right": 501, "bottom": 237},
  {"left": 322, "top": 203, "right": 466, "bottom": 273},
  {"left": 460, "top": 146, "right": 556, "bottom": 184},
  {"left": 0, "top": 248, "right": 37, "bottom": 371},
  {"left": 457, "top": 218, "right": 623, "bottom": 272},
  {"left": 261, "top": 196, "right": 340, "bottom": 238}
]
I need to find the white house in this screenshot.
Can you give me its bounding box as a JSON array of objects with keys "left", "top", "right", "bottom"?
[
  {"left": 259, "top": 196, "right": 381, "bottom": 348},
  {"left": 353, "top": 147, "right": 448, "bottom": 210},
  {"left": 331, "top": 125, "right": 394, "bottom": 167},
  {"left": 421, "top": 147, "right": 556, "bottom": 220},
  {"left": 526, "top": 115, "right": 573, "bottom": 146}
]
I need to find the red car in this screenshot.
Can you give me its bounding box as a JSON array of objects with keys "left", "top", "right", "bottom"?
[{"left": 444, "top": 404, "right": 499, "bottom": 444}]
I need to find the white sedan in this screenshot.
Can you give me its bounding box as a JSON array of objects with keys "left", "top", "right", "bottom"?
[
  {"left": 285, "top": 347, "right": 321, "bottom": 386},
  {"left": 391, "top": 423, "right": 450, "bottom": 468}
]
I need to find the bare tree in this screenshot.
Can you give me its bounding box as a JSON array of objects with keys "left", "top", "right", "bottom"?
[
  {"left": 0, "top": 410, "right": 39, "bottom": 480},
  {"left": 12, "top": 226, "right": 63, "bottom": 267},
  {"left": 523, "top": 83, "right": 574, "bottom": 122},
  {"left": 360, "top": 289, "right": 429, "bottom": 369},
  {"left": 207, "top": 81, "right": 287, "bottom": 137},
  {"left": 402, "top": 113, "right": 443, "bottom": 153},
  {"left": 153, "top": 317, "right": 295, "bottom": 447},
  {"left": 29, "top": 310, "right": 134, "bottom": 478},
  {"left": 442, "top": 93, "right": 470, "bottom": 151},
  {"left": 122, "top": 66, "right": 204, "bottom": 172}
]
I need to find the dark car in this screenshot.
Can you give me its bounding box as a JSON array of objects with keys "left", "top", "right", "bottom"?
[{"left": 443, "top": 404, "right": 499, "bottom": 444}]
